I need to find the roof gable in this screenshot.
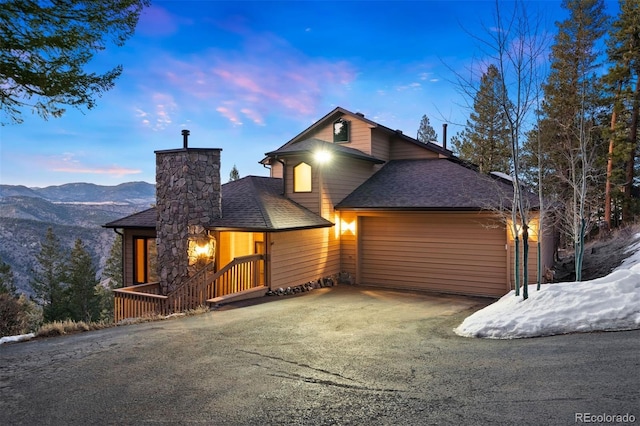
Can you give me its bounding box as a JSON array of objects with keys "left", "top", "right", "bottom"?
[{"left": 263, "top": 106, "right": 452, "bottom": 162}]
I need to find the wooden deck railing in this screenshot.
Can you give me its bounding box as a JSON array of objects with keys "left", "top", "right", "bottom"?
[
  {"left": 113, "top": 254, "right": 265, "bottom": 322},
  {"left": 209, "top": 254, "right": 264, "bottom": 298},
  {"left": 113, "top": 282, "right": 168, "bottom": 322}
]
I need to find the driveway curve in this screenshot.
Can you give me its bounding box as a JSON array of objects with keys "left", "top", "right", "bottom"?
[{"left": 1, "top": 285, "right": 638, "bottom": 425}]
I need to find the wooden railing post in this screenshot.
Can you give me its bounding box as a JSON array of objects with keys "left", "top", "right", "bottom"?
[{"left": 112, "top": 254, "right": 266, "bottom": 322}]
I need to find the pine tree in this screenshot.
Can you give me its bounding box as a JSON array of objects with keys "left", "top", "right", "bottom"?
[
  {"left": 30, "top": 227, "right": 70, "bottom": 322},
  {"left": 0, "top": 257, "right": 17, "bottom": 296},
  {"left": 417, "top": 115, "right": 438, "bottom": 143},
  {"left": 0, "top": 0, "right": 149, "bottom": 124},
  {"left": 103, "top": 234, "right": 123, "bottom": 289},
  {"left": 451, "top": 65, "right": 512, "bottom": 174},
  {"left": 535, "top": 0, "right": 608, "bottom": 281},
  {"left": 68, "top": 239, "right": 100, "bottom": 322},
  {"left": 0, "top": 257, "right": 21, "bottom": 337},
  {"left": 603, "top": 0, "right": 640, "bottom": 225},
  {"left": 99, "top": 234, "right": 123, "bottom": 321},
  {"left": 229, "top": 164, "right": 240, "bottom": 182}
]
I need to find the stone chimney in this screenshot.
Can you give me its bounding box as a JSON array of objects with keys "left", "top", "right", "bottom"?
[{"left": 155, "top": 131, "right": 222, "bottom": 294}]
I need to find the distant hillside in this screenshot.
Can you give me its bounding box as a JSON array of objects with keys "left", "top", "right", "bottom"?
[
  {"left": 0, "top": 181, "right": 155, "bottom": 204},
  {"left": 0, "top": 182, "right": 156, "bottom": 295}
]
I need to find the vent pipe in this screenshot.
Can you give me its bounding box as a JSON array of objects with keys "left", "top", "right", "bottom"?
[
  {"left": 442, "top": 123, "right": 448, "bottom": 149},
  {"left": 182, "top": 129, "right": 190, "bottom": 149}
]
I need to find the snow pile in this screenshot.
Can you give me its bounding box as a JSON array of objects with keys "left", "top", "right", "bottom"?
[
  {"left": 0, "top": 333, "right": 35, "bottom": 345},
  {"left": 455, "top": 237, "right": 640, "bottom": 339},
  {"left": 615, "top": 237, "right": 640, "bottom": 270}
]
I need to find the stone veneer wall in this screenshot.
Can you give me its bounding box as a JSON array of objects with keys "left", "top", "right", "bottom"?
[{"left": 155, "top": 148, "right": 222, "bottom": 294}]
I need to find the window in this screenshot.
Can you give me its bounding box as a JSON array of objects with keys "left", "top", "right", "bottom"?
[
  {"left": 133, "top": 236, "right": 158, "bottom": 284},
  {"left": 333, "top": 118, "right": 349, "bottom": 143},
  {"left": 293, "top": 162, "right": 312, "bottom": 192}
]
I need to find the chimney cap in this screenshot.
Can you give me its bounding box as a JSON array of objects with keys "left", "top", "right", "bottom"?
[{"left": 182, "top": 129, "right": 190, "bottom": 149}]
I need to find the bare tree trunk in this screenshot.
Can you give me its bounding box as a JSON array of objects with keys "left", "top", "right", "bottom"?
[
  {"left": 537, "top": 121, "right": 544, "bottom": 290},
  {"left": 623, "top": 78, "right": 640, "bottom": 223},
  {"left": 604, "top": 97, "right": 618, "bottom": 229}
]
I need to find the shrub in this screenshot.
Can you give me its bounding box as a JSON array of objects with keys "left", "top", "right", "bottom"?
[
  {"left": 0, "top": 294, "right": 42, "bottom": 337},
  {"left": 0, "top": 294, "right": 24, "bottom": 337}
]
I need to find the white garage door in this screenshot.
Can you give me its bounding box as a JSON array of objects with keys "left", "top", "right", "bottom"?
[{"left": 360, "top": 213, "right": 508, "bottom": 296}]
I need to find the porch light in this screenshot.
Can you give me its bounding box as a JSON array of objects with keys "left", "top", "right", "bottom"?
[
  {"left": 188, "top": 236, "right": 215, "bottom": 267},
  {"left": 341, "top": 219, "right": 356, "bottom": 235},
  {"left": 193, "top": 242, "right": 210, "bottom": 257},
  {"left": 314, "top": 149, "right": 332, "bottom": 164},
  {"left": 508, "top": 219, "right": 538, "bottom": 242}
]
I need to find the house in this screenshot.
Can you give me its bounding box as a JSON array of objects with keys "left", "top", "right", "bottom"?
[{"left": 105, "top": 107, "right": 553, "bottom": 321}]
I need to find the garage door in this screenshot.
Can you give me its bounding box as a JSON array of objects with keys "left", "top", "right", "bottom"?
[{"left": 360, "top": 214, "right": 508, "bottom": 296}]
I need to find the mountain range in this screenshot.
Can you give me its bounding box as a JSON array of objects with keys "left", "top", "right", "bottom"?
[{"left": 0, "top": 182, "right": 155, "bottom": 295}]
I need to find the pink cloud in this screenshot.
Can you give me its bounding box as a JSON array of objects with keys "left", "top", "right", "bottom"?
[
  {"left": 136, "top": 93, "right": 176, "bottom": 131},
  {"left": 216, "top": 106, "right": 242, "bottom": 126},
  {"left": 241, "top": 108, "right": 264, "bottom": 125},
  {"left": 40, "top": 154, "right": 141, "bottom": 177},
  {"left": 143, "top": 32, "right": 357, "bottom": 126}
]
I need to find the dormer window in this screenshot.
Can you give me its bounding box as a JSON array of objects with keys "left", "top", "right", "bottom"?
[
  {"left": 293, "top": 162, "right": 312, "bottom": 192},
  {"left": 333, "top": 118, "right": 350, "bottom": 143}
]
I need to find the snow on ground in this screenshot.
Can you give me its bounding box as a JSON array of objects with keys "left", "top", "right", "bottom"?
[
  {"left": 0, "top": 333, "right": 35, "bottom": 345},
  {"left": 455, "top": 235, "right": 640, "bottom": 339}
]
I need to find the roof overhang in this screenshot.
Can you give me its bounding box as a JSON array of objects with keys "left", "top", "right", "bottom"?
[{"left": 206, "top": 222, "right": 335, "bottom": 233}]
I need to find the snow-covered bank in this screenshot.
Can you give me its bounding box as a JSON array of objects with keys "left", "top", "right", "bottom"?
[
  {"left": 455, "top": 238, "right": 640, "bottom": 339},
  {"left": 0, "top": 333, "right": 35, "bottom": 345}
]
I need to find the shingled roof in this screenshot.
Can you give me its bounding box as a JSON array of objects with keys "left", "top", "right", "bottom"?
[
  {"left": 336, "top": 159, "right": 537, "bottom": 211},
  {"left": 104, "top": 207, "right": 156, "bottom": 229},
  {"left": 211, "top": 176, "right": 333, "bottom": 231},
  {"left": 104, "top": 176, "right": 333, "bottom": 231}
]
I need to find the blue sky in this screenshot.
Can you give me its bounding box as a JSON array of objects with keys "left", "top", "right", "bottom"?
[{"left": 0, "top": 1, "right": 614, "bottom": 187}]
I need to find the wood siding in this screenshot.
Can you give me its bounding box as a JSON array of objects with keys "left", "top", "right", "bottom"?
[
  {"left": 320, "top": 156, "right": 376, "bottom": 219},
  {"left": 371, "top": 129, "right": 391, "bottom": 162},
  {"left": 389, "top": 138, "right": 440, "bottom": 160},
  {"left": 358, "top": 213, "right": 509, "bottom": 296},
  {"left": 269, "top": 227, "right": 340, "bottom": 289},
  {"left": 269, "top": 160, "right": 283, "bottom": 178},
  {"left": 507, "top": 239, "right": 540, "bottom": 289},
  {"left": 307, "top": 114, "right": 375, "bottom": 155}
]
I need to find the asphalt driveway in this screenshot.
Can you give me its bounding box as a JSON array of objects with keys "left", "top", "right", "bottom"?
[{"left": 1, "top": 285, "right": 638, "bottom": 425}]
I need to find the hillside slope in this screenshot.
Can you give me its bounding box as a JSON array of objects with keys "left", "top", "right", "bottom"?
[{"left": 0, "top": 182, "right": 155, "bottom": 295}]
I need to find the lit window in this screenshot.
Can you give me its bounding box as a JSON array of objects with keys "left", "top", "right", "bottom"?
[
  {"left": 293, "top": 162, "right": 312, "bottom": 192},
  {"left": 333, "top": 118, "right": 349, "bottom": 143},
  {"left": 133, "top": 237, "right": 158, "bottom": 284}
]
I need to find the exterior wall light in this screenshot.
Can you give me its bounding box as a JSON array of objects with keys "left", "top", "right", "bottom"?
[
  {"left": 188, "top": 235, "right": 216, "bottom": 269},
  {"left": 314, "top": 149, "right": 332, "bottom": 164},
  {"left": 341, "top": 219, "right": 356, "bottom": 235},
  {"left": 507, "top": 218, "right": 539, "bottom": 242}
]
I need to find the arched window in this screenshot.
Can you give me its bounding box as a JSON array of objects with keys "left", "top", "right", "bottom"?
[{"left": 293, "top": 162, "right": 312, "bottom": 192}]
